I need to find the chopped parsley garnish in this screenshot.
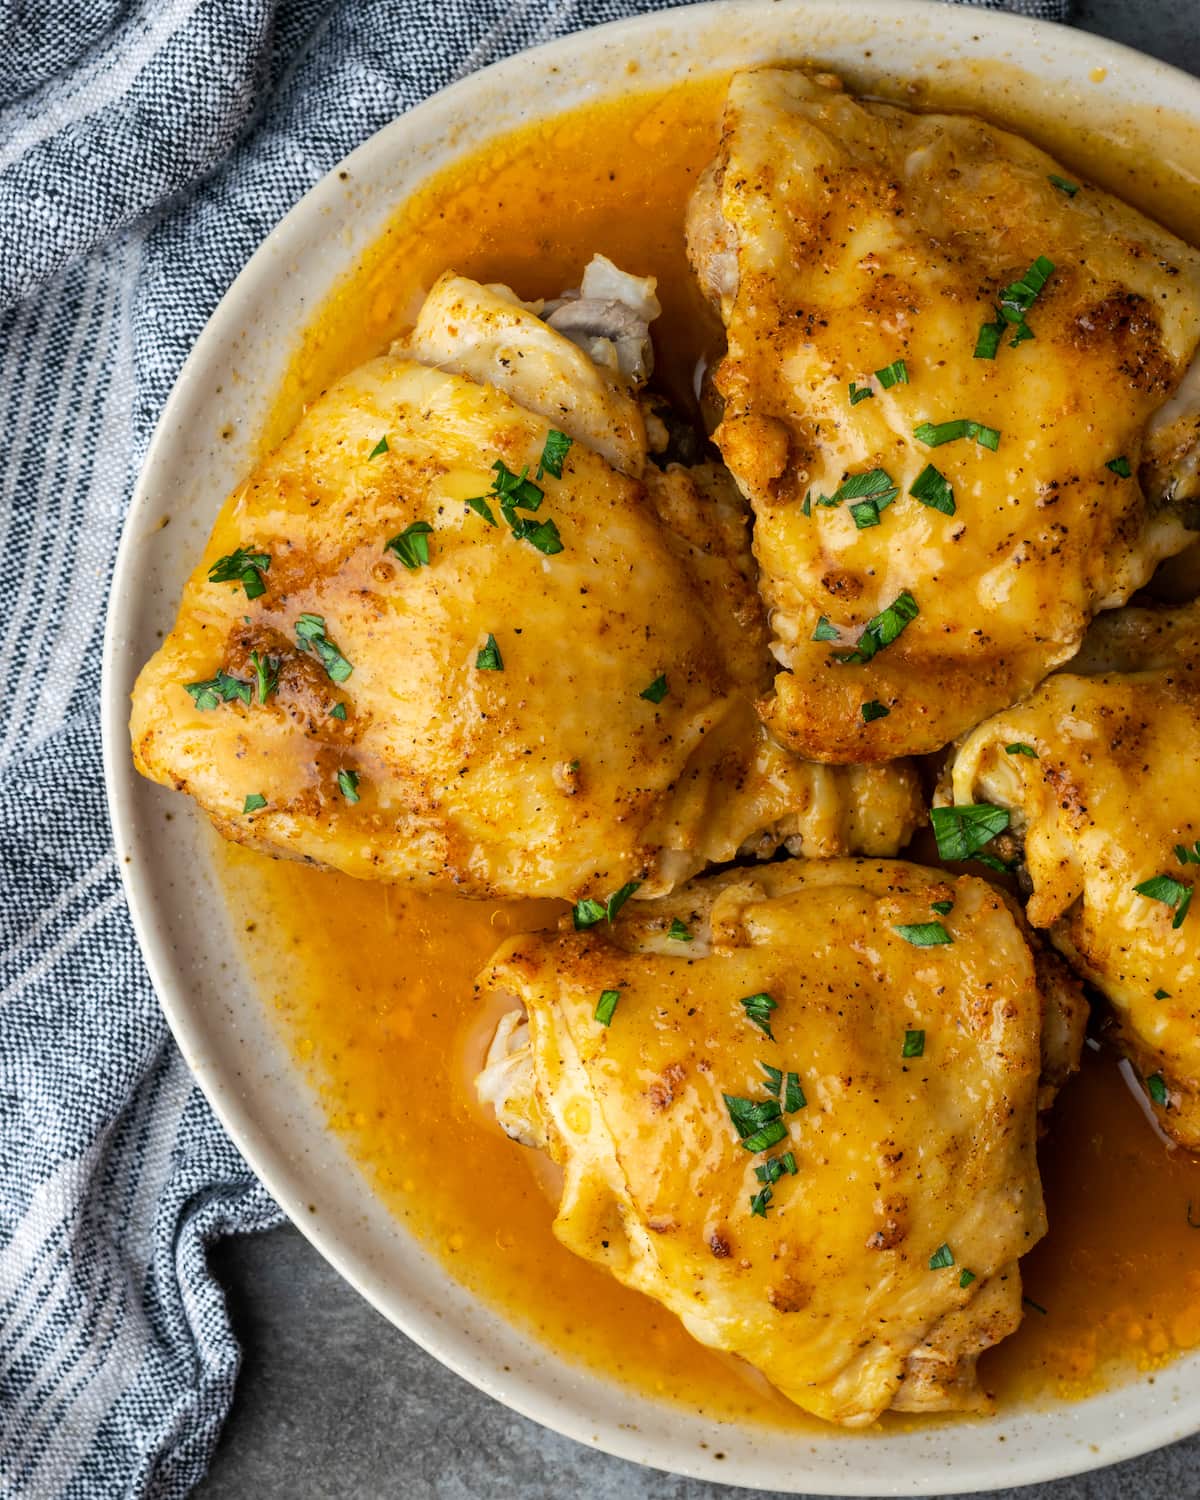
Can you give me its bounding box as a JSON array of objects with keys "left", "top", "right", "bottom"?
[
  {"left": 537, "top": 429, "right": 573, "bottom": 480},
  {"left": 640, "top": 674, "right": 668, "bottom": 704},
  {"left": 999, "top": 255, "right": 1055, "bottom": 326},
  {"left": 974, "top": 852, "right": 1018, "bottom": 875},
  {"left": 724, "top": 1094, "right": 782, "bottom": 1140},
  {"left": 930, "top": 900, "right": 954, "bottom": 916},
  {"left": 1048, "top": 174, "right": 1079, "bottom": 197},
  {"left": 929, "top": 1243, "right": 955, "bottom": 1270},
  {"left": 250, "top": 650, "right": 279, "bottom": 705},
  {"left": 801, "top": 492, "right": 812, "bottom": 517},
  {"left": 1009, "top": 321, "right": 1035, "bottom": 348},
  {"left": 913, "top": 419, "right": 1001, "bottom": 451},
  {"left": 491, "top": 460, "right": 543, "bottom": 509},
  {"left": 894, "top": 921, "right": 952, "bottom": 947},
  {"left": 750, "top": 1186, "right": 773, "bottom": 1217},
  {"left": 830, "top": 591, "right": 919, "bottom": 665},
  {"left": 1133, "top": 873, "right": 1193, "bottom": 929},
  {"left": 1177, "top": 842, "right": 1200, "bottom": 866},
  {"left": 812, "top": 616, "right": 840, "bottom": 643},
  {"left": 475, "top": 634, "right": 504, "bottom": 671},
  {"left": 1106, "top": 455, "right": 1132, "bottom": 478},
  {"left": 185, "top": 670, "right": 251, "bottom": 710},
  {"left": 742, "top": 1118, "right": 789, "bottom": 1153},
  {"left": 667, "top": 918, "right": 692, "bottom": 943},
  {"left": 910, "top": 463, "right": 955, "bottom": 515},
  {"left": 849, "top": 381, "right": 874, "bottom": 406},
  {"left": 761, "top": 1062, "right": 783, "bottom": 1096},
  {"left": 903, "top": 1029, "right": 926, "bottom": 1058},
  {"left": 974, "top": 318, "right": 1004, "bottom": 361},
  {"left": 337, "top": 768, "right": 360, "bottom": 803},
  {"left": 329, "top": 702, "right": 347, "bottom": 720},
  {"left": 930, "top": 803, "right": 1011, "bottom": 862},
  {"left": 959, "top": 1268, "right": 977, "bottom": 1288},
  {"left": 208, "top": 546, "right": 270, "bottom": 600},
  {"left": 1005, "top": 742, "right": 1038, "bottom": 757},
  {"left": 861, "top": 700, "right": 890, "bottom": 722},
  {"left": 1023, "top": 1296, "right": 1048, "bottom": 1316},
  {"left": 784, "top": 1071, "right": 805, "bottom": 1113},
  {"left": 295, "top": 614, "right": 353, "bottom": 682},
  {"left": 1147, "top": 1072, "right": 1169, "bottom": 1107},
  {"left": 368, "top": 435, "right": 389, "bottom": 459},
  {"left": 739, "top": 991, "right": 777, "bottom": 1039},
  {"left": 875, "top": 359, "right": 909, "bottom": 389},
  {"left": 573, "top": 881, "right": 641, "bottom": 930},
  {"left": 242, "top": 793, "right": 267, "bottom": 814},
  {"left": 385, "top": 521, "right": 433, "bottom": 570},
  {"left": 1155, "top": 988, "right": 1171, "bottom": 1000},
  {"left": 509, "top": 514, "right": 563, "bottom": 555},
  {"left": 820, "top": 467, "right": 899, "bottom": 527},
  {"left": 755, "top": 1152, "right": 798, "bottom": 1185},
  {"left": 594, "top": 989, "right": 621, "bottom": 1027},
  {"left": 466, "top": 495, "right": 498, "bottom": 526}
]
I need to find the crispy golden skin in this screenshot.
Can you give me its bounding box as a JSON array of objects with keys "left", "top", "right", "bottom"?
[
  {"left": 949, "top": 603, "right": 1200, "bottom": 1146},
  {"left": 131, "top": 339, "right": 921, "bottom": 900},
  {"left": 687, "top": 68, "right": 1200, "bottom": 762},
  {"left": 476, "top": 860, "right": 1082, "bottom": 1425}
]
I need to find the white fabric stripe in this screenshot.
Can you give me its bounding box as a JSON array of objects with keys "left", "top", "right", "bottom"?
[
  {"left": 0, "top": 259, "right": 116, "bottom": 765},
  {"left": 0, "top": 0, "right": 206, "bottom": 173},
  {"left": 0, "top": 854, "right": 115, "bottom": 971},
  {"left": 15, "top": 1059, "right": 192, "bottom": 1496},
  {"left": 30, "top": 236, "right": 140, "bottom": 746},
  {"left": 0, "top": 296, "right": 56, "bottom": 621},
  {"left": 447, "top": 0, "right": 532, "bottom": 82},
  {"left": 0, "top": 886, "right": 125, "bottom": 1008}
]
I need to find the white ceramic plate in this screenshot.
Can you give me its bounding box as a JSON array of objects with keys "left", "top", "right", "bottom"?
[{"left": 101, "top": 2, "right": 1200, "bottom": 1491}]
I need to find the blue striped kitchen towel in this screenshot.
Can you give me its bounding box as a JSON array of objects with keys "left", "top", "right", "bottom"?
[{"left": 0, "top": 0, "right": 1071, "bottom": 1494}]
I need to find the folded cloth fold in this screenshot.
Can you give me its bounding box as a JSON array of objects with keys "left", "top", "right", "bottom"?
[{"left": 0, "top": 0, "right": 1071, "bottom": 1494}]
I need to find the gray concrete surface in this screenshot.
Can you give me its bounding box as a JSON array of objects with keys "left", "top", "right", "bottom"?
[{"left": 195, "top": 2, "right": 1200, "bottom": 1495}]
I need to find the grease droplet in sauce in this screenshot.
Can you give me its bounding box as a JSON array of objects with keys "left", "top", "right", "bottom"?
[{"left": 227, "top": 68, "right": 1200, "bottom": 1424}]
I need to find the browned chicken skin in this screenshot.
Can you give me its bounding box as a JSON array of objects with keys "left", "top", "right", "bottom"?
[{"left": 687, "top": 67, "right": 1200, "bottom": 763}]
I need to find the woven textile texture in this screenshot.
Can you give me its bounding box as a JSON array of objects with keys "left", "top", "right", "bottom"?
[{"left": 0, "top": 0, "right": 1071, "bottom": 1494}]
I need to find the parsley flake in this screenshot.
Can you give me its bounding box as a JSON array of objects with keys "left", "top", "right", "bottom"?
[
  {"left": 329, "top": 702, "right": 347, "bottom": 720},
  {"left": 784, "top": 1071, "right": 805, "bottom": 1113},
  {"left": 913, "top": 419, "right": 1001, "bottom": 451},
  {"left": 1177, "top": 842, "right": 1200, "bottom": 866},
  {"left": 573, "top": 881, "right": 641, "bottom": 930},
  {"left": 185, "top": 671, "right": 251, "bottom": 711},
  {"left": 640, "top": 674, "right": 668, "bottom": 704},
  {"left": 760, "top": 1063, "right": 783, "bottom": 1096},
  {"left": 849, "top": 381, "right": 874, "bottom": 406},
  {"left": 466, "top": 495, "right": 498, "bottom": 526},
  {"left": 930, "top": 900, "right": 954, "bottom": 916},
  {"left": 1147, "top": 1071, "right": 1169, "bottom": 1106},
  {"left": 385, "top": 521, "right": 433, "bottom": 570},
  {"left": 910, "top": 463, "right": 955, "bottom": 515},
  {"left": 1106, "top": 455, "right": 1133, "bottom": 478},
  {"left": 999, "top": 255, "right": 1055, "bottom": 325},
  {"left": 1133, "top": 873, "right": 1193, "bottom": 929},
  {"left": 830, "top": 591, "right": 919, "bottom": 665},
  {"left": 930, "top": 803, "right": 1010, "bottom": 862},
  {"left": 750, "top": 1186, "right": 773, "bottom": 1217},
  {"left": 861, "top": 700, "right": 890, "bottom": 722},
  {"left": 739, "top": 991, "right": 777, "bottom": 1040},
  {"left": 208, "top": 546, "right": 270, "bottom": 600},
  {"left": 812, "top": 616, "right": 841, "bottom": 643},
  {"left": 1155, "top": 988, "right": 1171, "bottom": 1000},
  {"left": 894, "top": 921, "right": 952, "bottom": 947},
  {"left": 667, "top": 918, "right": 692, "bottom": 943},
  {"left": 295, "top": 615, "right": 353, "bottom": 682},
  {"left": 974, "top": 318, "right": 1004, "bottom": 360},
  {"left": 959, "top": 1268, "right": 977, "bottom": 1288},
  {"left": 368, "top": 435, "right": 389, "bottom": 459},
  {"left": 903, "top": 1029, "right": 925, "bottom": 1058},
  {"left": 243, "top": 793, "right": 266, "bottom": 814},
  {"left": 875, "top": 359, "right": 909, "bottom": 388},
  {"left": 337, "top": 768, "right": 360, "bottom": 803},
  {"left": 929, "top": 1243, "right": 955, "bottom": 1270},
  {"left": 1005, "top": 742, "right": 1038, "bottom": 757},
  {"left": 475, "top": 634, "right": 504, "bottom": 671},
  {"left": 595, "top": 989, "right": 621, "bottom": 1027},
  {"left": 755, "top": 1152, "right": 798, "bottom": 1185},
  {"left": 537, "top": 429, "right": 573, "bottom": 480},
  {"left": 1048, "top": 174, "right": 1079, "bottom": 197},
  {"left": 250, "top": 650, "right": 279, "bottom": 705}
]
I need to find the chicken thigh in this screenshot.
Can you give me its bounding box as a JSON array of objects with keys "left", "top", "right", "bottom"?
[
  {"left": 687, "top": 68, "right": 1200, "bottom": 763},
  {"left": 946, "top": 600, "right": 1200, "bottom": 1146},
  {"left": 131, "top": 263, "right": 922, "bottom": 902},
  {"left": 475, "top": 860, "right": 1083, "bottom": 1424}
]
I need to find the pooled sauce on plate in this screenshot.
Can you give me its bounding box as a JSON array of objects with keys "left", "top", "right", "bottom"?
[{"left": 226, "top": 65, "right": 1200, "bottom": 1425}]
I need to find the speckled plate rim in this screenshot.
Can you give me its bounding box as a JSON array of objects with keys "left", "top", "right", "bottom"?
[{"left": 102, "top": 2, "right": 1200, "bottom": 1491}]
